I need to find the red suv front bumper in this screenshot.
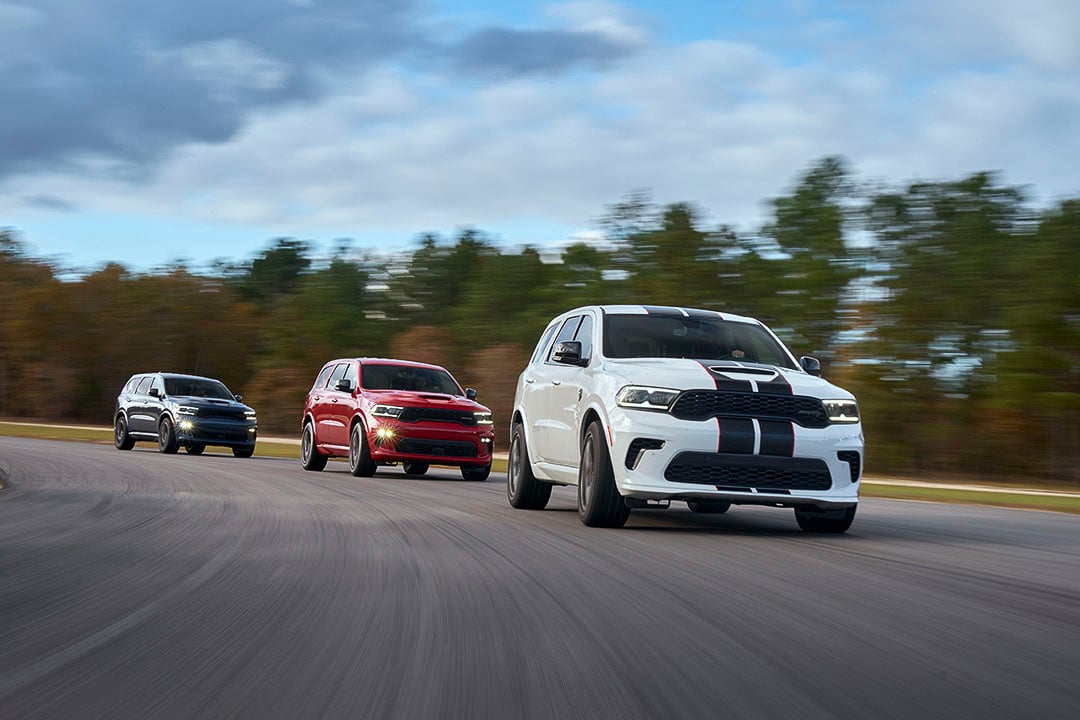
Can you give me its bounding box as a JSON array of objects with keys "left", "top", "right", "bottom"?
[{"left": 366, "top": 417, "right": 494, "bottom": 466}]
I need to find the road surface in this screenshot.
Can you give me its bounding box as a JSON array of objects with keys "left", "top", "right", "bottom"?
[{"left": 1, "top": 437, "right": 1078, "bottom": 719}]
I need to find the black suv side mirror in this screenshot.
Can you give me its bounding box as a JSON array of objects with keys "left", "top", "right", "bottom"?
[
  {"left": 799, "top": 356, "right": 821, "bottom": 377},
  {"left": 553, "top": 341, "right": 587, "bottom": 366},
  {"left": 234, "top": 394, "right": 243, "bottom": 402},
  {"left": 335, "top": 378, "right": 355, "bottom": 392},
  {"left": 148, "top": 387, "right": 162, "bottom": 398},
  {"left": 465, "top": 388, "right": 477, "bottom": 400}
]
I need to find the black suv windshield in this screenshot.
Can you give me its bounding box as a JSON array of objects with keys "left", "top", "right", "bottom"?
[
  {"left": 164, "top": 377, "right": 235, "bottom": 400},
  {"left": 362, "top": 365, "right": 463, "bottom": 395},
  {"left": 603, "top": 314, "right": 797, "bottom": 369}
]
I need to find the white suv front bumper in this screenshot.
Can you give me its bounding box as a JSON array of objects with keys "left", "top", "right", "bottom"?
[{"left": 607, "top": 407, "right": 862, "bottom": 508}]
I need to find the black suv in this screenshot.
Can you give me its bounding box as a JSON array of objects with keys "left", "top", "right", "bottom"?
[{"left": 114, "top": 373, "right": 258, "bottom": 457}]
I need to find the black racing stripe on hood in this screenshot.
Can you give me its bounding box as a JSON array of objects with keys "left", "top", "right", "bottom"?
[
  {"left": 695, "top": 360, "right": 753, "bottom": 392},
  {"left": 756, "top": 373, "right": 793, "bottom": 395}
]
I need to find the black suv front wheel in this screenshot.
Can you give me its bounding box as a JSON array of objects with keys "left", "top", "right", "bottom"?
[
  {"left": 114, "top": 415, "right": 135, "bottom": 451},
  {"left": 158, "top": 417, "right": 179, "bottom": 454}
]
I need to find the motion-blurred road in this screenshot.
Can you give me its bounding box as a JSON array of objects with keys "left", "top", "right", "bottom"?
[{"left": 2, "top": 437, "right": 1078, "bottom": 719}]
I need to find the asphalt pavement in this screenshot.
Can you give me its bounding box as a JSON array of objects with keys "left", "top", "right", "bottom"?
[{"left": 1, "top": 436, "right": 1078, "bottom": 720}]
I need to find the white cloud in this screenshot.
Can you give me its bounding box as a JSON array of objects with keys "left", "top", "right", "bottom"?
[
  {"left": 3, "top": 0, "right": 1078, "bottom": 248},
  {"left": 147, "top": 39, "right": 292, "bottom": 100},
  {"left": 543, "top": 0, "right": 651, "bottom": 48}
]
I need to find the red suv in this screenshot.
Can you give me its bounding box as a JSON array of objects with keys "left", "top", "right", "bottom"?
[{"left": 300, "top": 358, "right": 495, "bottom": 480}]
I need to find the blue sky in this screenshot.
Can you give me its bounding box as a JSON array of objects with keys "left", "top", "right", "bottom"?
[{"left": 2, "top": 0, "right": 1078, "bottom": 272}]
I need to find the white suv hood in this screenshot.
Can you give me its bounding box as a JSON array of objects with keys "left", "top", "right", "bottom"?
[{"left": 600, "top": 358, "right": 855, "bottom": 400}]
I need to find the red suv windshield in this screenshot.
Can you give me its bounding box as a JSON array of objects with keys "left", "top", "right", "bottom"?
[{"left": 361, "top": 365, "right": 463, "bottom": 395}]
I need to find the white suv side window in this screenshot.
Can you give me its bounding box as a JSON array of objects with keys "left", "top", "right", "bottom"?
[
  {"left": 574, "top": 314, "right": 594, "bottom": 362},
  {"left": 530, "top": 324, "right": 560, "bottom": 365},
  {"left": 546, "top": 316, "right": 582, "bottom": 363}
]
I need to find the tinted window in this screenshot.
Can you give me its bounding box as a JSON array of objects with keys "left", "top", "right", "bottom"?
[
  {"left": 344, "top": 363, "right": 358, "bottom": 387},
  {"left": 150, "top": 376, "right": 165, "bottom": 396},
  {"left": 135, "top": 377, "right": 152, "bottom": 394},
  {"left": 327, "top": 363, "right": 348, "bottom": 388},
  {"left": 574, "top": 315, "right": 594, "bottom": 361},
  {"left": 602, "top": 315, "right": 796, "bottom": 369},
  {"left": 314, "top": 365, "right": 335, "bottom": 389},
  {"left": 547, "top": 316, "right": 582, "bottom": 362},
  {"left": 163, "top": 377, "right": 235, "bottom": 399},
  {"left": 124, "top": 377, "right": 141, "bottom": 393},
  {"left": 530, "top": 324, "right": 560, "bottom": 365},
  {"left": 361, "top": 365, "right": 463, "bottom": 395}
]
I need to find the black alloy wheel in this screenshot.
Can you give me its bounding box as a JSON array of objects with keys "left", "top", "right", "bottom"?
[
  {"left": 349, "top": 423, "right": 377, "bottom": 477},
  {"left": 577, "top": 421, "right": 630, "bottom": 528},
  {"left": 300, "top": 422, "right": 327, "bottom": 471},
  {"left": 506, "top": 423, "right": 552, "bottom": 509},
  {"left": 114, "top": 415, "right": 135, "bottom": 450},
  {"left": 402, "top": 461, "right": 429, "bottom": 476},
  {"left": 794, "top": 505, "right": 857, "bottom": 533},
  {"left": 158, "top": 417, "right": 179, "bottom": 454},
  {"left": 461, "top": 463, "right": 491, "bottom": 482}
]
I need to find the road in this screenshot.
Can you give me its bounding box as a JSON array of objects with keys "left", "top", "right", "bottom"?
[{"left": 1, "top": 437, "right": 1078, "bottom": 720}]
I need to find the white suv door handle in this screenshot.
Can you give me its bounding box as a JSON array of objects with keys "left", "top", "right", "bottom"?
[
  {"left": 525, "top": 378, "right": 534, "bottom": 384},
  {"left": 552, "top": 379, "right": 561, "bottom": 385}
]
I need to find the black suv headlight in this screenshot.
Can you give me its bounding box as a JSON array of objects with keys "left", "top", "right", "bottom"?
[{"left": 177, "top": 406, "right": 199, "bottom": 416}]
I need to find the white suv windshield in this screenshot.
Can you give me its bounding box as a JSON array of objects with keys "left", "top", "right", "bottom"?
[{"left": 602, "top": 314, "right": 797, "bottom": 369}]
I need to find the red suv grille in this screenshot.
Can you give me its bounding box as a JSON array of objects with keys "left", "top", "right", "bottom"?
[{"left": 397, "top": 408, "right": 477, "bottom": 425}]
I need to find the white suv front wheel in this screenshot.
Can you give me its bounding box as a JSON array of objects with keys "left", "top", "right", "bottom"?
[{"left": 577, "top": 421, "right": 630, "bottom": 528}]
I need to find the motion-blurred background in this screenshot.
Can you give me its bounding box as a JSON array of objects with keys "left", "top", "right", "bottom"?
[
  {"left": 2, "top": 155, "right": 1077, "bottom": 482},
  {"left": 1, "top": 1, "right": 1077, "bottom": 483}
]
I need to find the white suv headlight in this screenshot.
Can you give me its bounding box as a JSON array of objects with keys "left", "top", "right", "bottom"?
[
  {"left": 616, "top": 386, "right": 680, "bottom": 411},
  {"left": 372, "top": 405, "right": 404, "bottom": 418},
  {"left": 823, "top": 399, "right": 860, "bottom": 424}
]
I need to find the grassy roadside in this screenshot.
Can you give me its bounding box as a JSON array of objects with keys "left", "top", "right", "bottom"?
[
  {"left": 860, "top": 482, "right": 1080, "bottom": 514},
  {"left": 1, "top": 421, "right": 1073, "bottom": 512}
]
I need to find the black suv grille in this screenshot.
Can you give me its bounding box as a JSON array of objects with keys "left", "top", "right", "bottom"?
[
  {"left": 397, "top": 408, "right": 477, "bottom": 425},
  {"left": 837, "top": 451, "right": 861, "bottom": 483},
  {"left": 670, "top": 391, "right": 830, "bottom": 428},
  {"left": 197, "top": 407, "right": 246, "bottom": 421},
  {"left": 395, "top": 438, "right": 478, "bottom": 458},
  {"left": 665, "top": 452, "right": 832, "bottom": 491}
]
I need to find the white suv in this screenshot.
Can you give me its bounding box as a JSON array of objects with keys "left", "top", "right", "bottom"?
[{"left": 507, "top": 305, "right": 863, "bottom": 530}]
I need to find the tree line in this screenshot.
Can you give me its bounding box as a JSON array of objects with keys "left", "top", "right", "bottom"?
[{"left": 1, "top": 157, "right": 1077, "bottom": 481}]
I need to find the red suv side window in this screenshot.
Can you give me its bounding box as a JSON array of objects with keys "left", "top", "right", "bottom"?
[{"left": 314, "top": 365, "right": 335, "bottom": 389}]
